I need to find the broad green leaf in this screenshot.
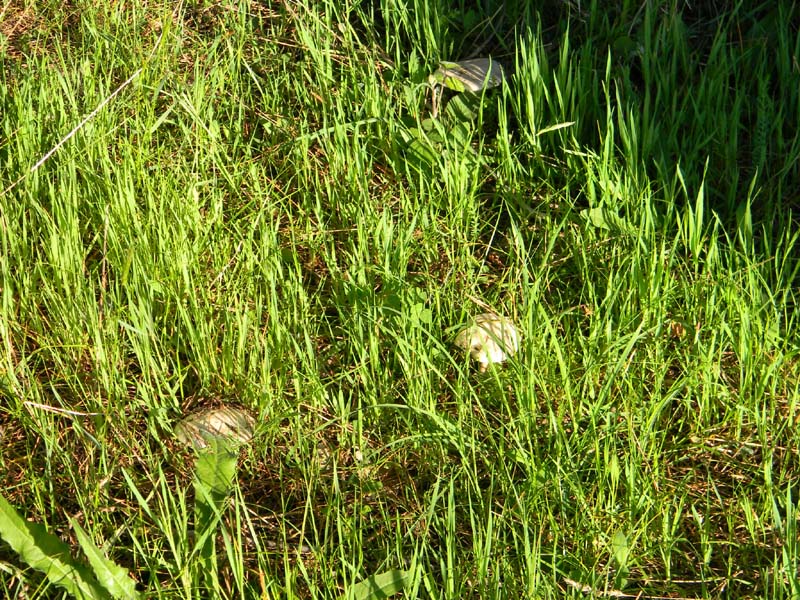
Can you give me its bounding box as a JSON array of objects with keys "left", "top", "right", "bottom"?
[
  {"left": 410, "top": 302, "right": 432, "bottom": 326},
  {"left": 419, "top": 118, "right": 436, "bottom": 133},
  {"left": 0, "top": 494, "right": 109, "bottom": 600},
  {"left": 340, "top": 569, "right": 411, "bottom": 600},
  {"left": 430, "top": 58, "right": 505, "bottom": 93},
  {"left": 611, "top": 530, "right": 629, "bottom": 568},
  {"left": 443, "top": 94, "right": 479, "bottom": 122},
  {"left": 193, "top": 444, "right": 240, "bottom": 594},
  {"left": 195, "top": 442, "right": 239, "bottom": 496},
  {"left": 611, "top": 529, "right": 630, "bottom": 588},
  {"left": 403, "top": 136, "right": 438, "bottom": 175},
  {"left": 580, "top": 206, "right": 633, "bottom": 233},
  {"left": 70, "top": 519, "right": 142, "bottom": 600},
  {"left": 448, "top": 121, "right": 472, "bottom": 146},
  {"left": 612, "top": 34, "right": 640, "bottom": 57}
]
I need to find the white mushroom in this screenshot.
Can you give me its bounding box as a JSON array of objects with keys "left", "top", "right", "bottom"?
[
  {"left": 454, "top": 313, "right": 520, "bottom": 372},
  {"left": 430, "top": 58, "right": 506, "bottom": 93},
  {"left": 428, "top": 58, "right": 506, "bottom": 117},
  {"left": 175, "top": 405, "right": 256, "bottom": 451}
]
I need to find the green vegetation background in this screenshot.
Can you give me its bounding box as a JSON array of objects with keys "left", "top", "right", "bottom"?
[{"left": 1, "top": 0, "right": 799, "bottom": 597}]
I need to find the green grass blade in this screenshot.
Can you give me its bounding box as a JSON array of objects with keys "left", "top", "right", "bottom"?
[
  {"left": 70, "top": 518, "right": 142, "bottom": 600},
  {"left": 0, "top": 494, "right": 110, "bottom": 600}
]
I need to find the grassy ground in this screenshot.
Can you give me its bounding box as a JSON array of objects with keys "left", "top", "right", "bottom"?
[{"left": 1, "top": 0, "right": 799, "bottom": 598}]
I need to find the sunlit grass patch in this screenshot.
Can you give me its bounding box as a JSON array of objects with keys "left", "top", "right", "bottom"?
[{"left": 1, "top": 0, "right": 799, "bottom": 598}]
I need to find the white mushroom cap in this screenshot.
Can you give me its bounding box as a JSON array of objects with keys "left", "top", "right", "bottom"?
[
  {"left": 175, "top": 406, "right": 256, "bottom": 451},
  {"left": 454, "top": 313, "right": 520, "bottom": 371},
  {"left": 432, "top": 58, "right": 506, "bottom": 92}
]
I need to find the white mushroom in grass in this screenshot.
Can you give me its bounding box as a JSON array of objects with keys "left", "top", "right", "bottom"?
[
  {"left": 430, "top": 58, "right": 506, "bottom": 93},
  {"left": 454, "top": 313, "right": 520, "bottom": 372},
  {"left": 428, "top": 57, "right": 506, "bottom": 118},
  {"left": 175, "top": 405, "right": 256, "bottom": 451}
]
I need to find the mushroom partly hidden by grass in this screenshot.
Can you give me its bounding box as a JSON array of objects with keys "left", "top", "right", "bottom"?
[
  {"left": 173, "top": 404, "right": 257, "bottom": 593},
  {"left": 175, "top": 405, "right": 256, "bottom": 451},
  {"left": 454, "top": 312, "right": 520, "bottom": 372},
  {"left": 430, "top": 58, "right": 506, "bottom": 93},
  {"left": 428, "top": 57, "right": 505, "bottom": 117},
  {"left": 173, "top": 406, "right": 413, "bottom": 599}
]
